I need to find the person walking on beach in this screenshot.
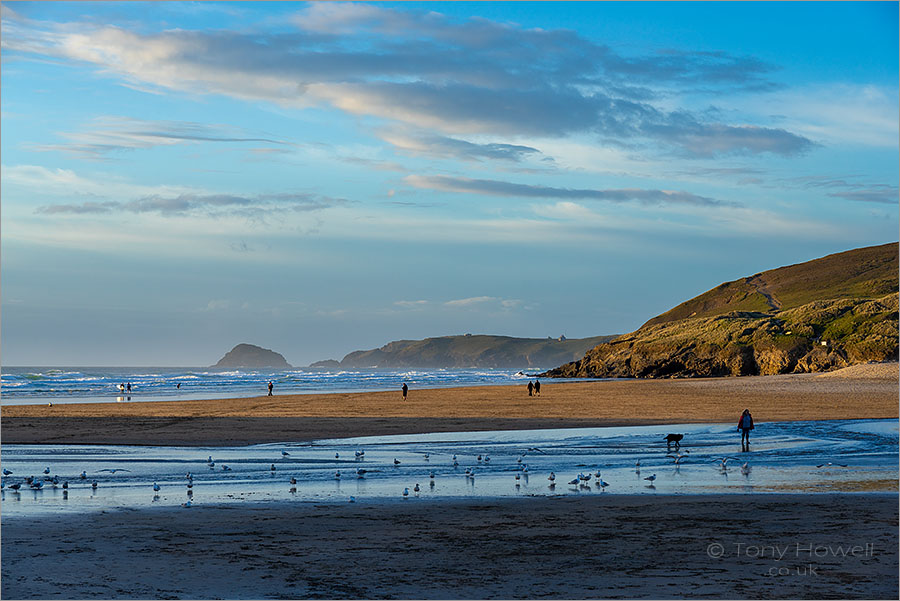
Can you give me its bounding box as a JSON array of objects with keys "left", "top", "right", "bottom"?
[
  {"left": 527, "top": 381, "right": 534, "bottom": 396},
  {"left": 401, "top": 382, "right": 408, "bottom": 401},
  {"left": 126, "top": 382, "right": 132, "bottom": 393},
  {"left": 534, "top": 379, "right": 541, "bottom": 396},
  {"left": 268, "top": 381, "right": 274, "bottom": 396},
  {"left": 738, "top": 409, "right": 754, "bottom": 451}
]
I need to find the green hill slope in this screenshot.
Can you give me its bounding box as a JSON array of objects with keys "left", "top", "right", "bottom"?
[
  {"left": 644, "top": 242, "right": 898, "bottom": 327},
  {"left": 313, "top": 334, "right": 618, "bottom": 369},
  {"left": 545, "top": 243, "right": 899, "bottom": 379}
]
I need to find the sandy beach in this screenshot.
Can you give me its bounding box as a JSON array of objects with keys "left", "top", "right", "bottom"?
[
  {"left": 2, "top": 494, "right": 896, "bottom": 599},
  {"left": 3, "top": 363, "right": 897, "bottom": 446}
]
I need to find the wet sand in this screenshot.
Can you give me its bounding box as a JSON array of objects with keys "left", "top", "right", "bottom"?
[
  {"left": 2, "top": 494, "right": 896, "bottom": 599},
  {"left": 3, "top": 363, "right": 896, "bottom": 446}
]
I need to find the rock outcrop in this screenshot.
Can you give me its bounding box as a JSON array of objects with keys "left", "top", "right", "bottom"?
[{"left": 213, "top": 344, "right": 291, "bottom": 369}]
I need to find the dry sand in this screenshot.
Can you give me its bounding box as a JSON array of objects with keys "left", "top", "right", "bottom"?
[
  {"left": 2, "top": 494, "right": 896, "bottom": 599},
  {"left": 3, "top": 363, "right": 897, "bottom": 446}
]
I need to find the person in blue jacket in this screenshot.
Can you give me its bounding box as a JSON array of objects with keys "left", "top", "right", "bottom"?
[{"left": 738, "top": 409, "right": 754, "bottom": 451}]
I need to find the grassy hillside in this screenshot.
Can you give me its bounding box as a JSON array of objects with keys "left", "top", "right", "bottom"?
[
  {"left": 321, "top": 334, "right": 618, "bottom": 369},
  {"left": 546, "top": 243, "right": 899, "bottom": 379},
  {"left": 644, "top": 242, "right": 898, "bottom": 327}
]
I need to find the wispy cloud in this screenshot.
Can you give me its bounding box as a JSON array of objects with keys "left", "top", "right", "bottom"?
[
  {"left": 405, "top": 175, "right": 738, "bottom": 207},
  {"left": 377, "top": 129, "right": 542, "bottom": 162},
  {"left": 36, "top": 192, "right": 347, "bottom": 217},
  {"left": 31, "top": 116, "right": 291, "bottom": 159},
  {"left": 1, "top": 3, "right": 812, "bottom": 158}
]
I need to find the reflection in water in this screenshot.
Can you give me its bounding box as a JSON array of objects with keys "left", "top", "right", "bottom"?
[{"left": 1, "top": 419, "right": 896, "bottom": 518}]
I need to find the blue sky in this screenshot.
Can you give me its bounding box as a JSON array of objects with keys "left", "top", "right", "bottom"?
[{"left": 2, "top": 1, "right": 897, "bottom": 366}]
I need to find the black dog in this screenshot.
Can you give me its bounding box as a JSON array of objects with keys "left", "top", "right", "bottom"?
[{"left": 664, "top": 433, "right": 684, "bottom": 451}]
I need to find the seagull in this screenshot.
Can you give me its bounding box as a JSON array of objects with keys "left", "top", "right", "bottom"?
[
  {"left": 43, "top": 467, "right": 51, "bottom": 474},
  {"left": 517, "top": 457, "right": 523, "bottom": 464},
  {"left": 186, "top": 472, "right": 194, "bottom": 480},
  {"left": 666, "top": 453, "right": 689, "bottom": 465},
  {"left": 644, "top": 474, "right": 657, "bottom": 483},
  {"left": 548, "top": 472, "right": 556, "bottom": 482},
  {"left": 393, "top": 458, "right": 401, "bottom": 465},
  {"left": 741, "top": 463, "right": 752, "bottom": 476},
  {"left": 477, "top": 455, "right": 483, "bottom": 462},
  {"left": 568, "top": 478, "right": 580, "bottom": 485},
  {"left": 282, "top": 451, "right": 291, "bottom": 457},
  {"left": 527, "top": 447, "right": 546, "bottom": 454},
  {"left": 222, "top": 465, "right": 232, "bottom": 471},
  {"left": 30, "top": 481, "right": 43, "bottom": 490},
  {"left": 290, "top": 476, "right": 297, "bottom": 484},
  {"left": 515, "top": 472, "right": 520, "bottom": 481},
  {"left": 182, "top": 500, "right": 192, "bottom": 508},
  {"left": 599, "top": 479, "right": 610, "bottom": 490},
  {"left": 414, "top": 483, "right": 420, "bottom": 493},
  {"left": 186, "top": 482, "right": 193, "bottom": 489},
  {"left": 522, "top": 465, "right": 529, "bottom": 474},
  {"left": 334, "top": 471, "right": 342, "bottom": 480},
  {"left": 62, "top": 481, "right": 68, "bottom": 489},
  {"left": 356, "top": 468, "right": 367, "bottom": 478},
  {"left": 594, "top": 469, "right": 602, "bottom": 478},
  {"left": 713, "top": 457, "right": 741, "bottom": 471},
  {"left": 816, "top": 462, "right": 849, "bottom": 468},
  {"left": 25, "top": 476, "right": 34, "bottom": 484},
  {"left": 355, "top": 450, "right": 365, "bottom": 458},
  {"left": 402, "top": 488, "right": 409, "bottom": 498},
  {"left": 208, "top": 455, "right": 213, "bottom": 463},
  {"left": 484, "top": 456, "right": 490, "bottom": 463},
  {"left": 348, "top": 496, "right": 356, "bottom": 503},
  {"left": 80, "top": 471, "right": 87, "bottom": 479},
  {"left": 2, "top": 469, "right": 12, "bottom": 475},
  {"left": 270, "top": 464, "right": 276, "bottom": 472},
  {"left": 289, "top": 486, "right": 297, "bottom": 493},
  {"left": 424, "top": 453, "right": 430, "bottom": 460},
  {"left": 9, "top": 483, "right": 21, "bottom": 491},
  {"left": 335, "top": 453, "right": 340, "bottom": 459},
  {"left": 452, "top": 460, "right": 459, "bottom": 467},
  {"left": 98, "top": 469, "right": 131, "bottom": 474},
  {"left": 452, "top": 454, "right": 457, "bottom": 461},
  {"left": 91, "top": 481, "right": 98, "bottom": 489},
  {"left": 153, "top": 482, "right": 160, "bottom": 491},
  {"left": 207, "top": 462, "right": 215, "bottom": 468},
  {"left": 429, "top": 471, "right": 435, "bottom": 479}
]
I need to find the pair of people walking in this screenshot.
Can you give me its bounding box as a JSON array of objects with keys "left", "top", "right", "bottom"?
[{"left": 526, "top": 380, "right": 541, "bottom": 397}]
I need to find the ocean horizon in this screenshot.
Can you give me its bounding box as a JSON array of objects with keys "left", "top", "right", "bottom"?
[{"left": 1, "top": 366, "right": 601, "bottom": 406}]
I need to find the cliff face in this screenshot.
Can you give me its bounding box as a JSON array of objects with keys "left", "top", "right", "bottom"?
[
  {"left": 544, "top": 242, "right": 899, "bottom": 379},
  {"left": 328, "top": 334, "right": 617, "bottom": 369},
  {"left": 213, "top": 344, "right": 292, "bottom": 369}
]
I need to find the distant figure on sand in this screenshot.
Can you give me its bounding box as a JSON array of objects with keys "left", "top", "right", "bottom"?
[
  {"left": 126, "top": 382, "right": 132, "bottom": 393},
  {"left": 176, "top": 383, "right": 181, "bottom": 389},
  {"left": 268, "top": 381, "right": 274, "bottom": 396},
  {"left": 527, "top": 381, "right": 534, "bottom": 396},
  {"left": 402, "top": 383, "right": 408, "bottom": 401},
  {"left": 738, "top": 409, "right": 754, "bottom": 451},
  {"left": 534, "top": 379, "right": 541, "bottom": 396}
]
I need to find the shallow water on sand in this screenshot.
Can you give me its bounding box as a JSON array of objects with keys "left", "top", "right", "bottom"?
[{"left": 1, "top": 419, "right": 896, "bottom": 516}]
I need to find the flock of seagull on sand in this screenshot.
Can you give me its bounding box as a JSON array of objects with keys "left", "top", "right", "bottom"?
[{"left": 1, "top": 440, "right": 853, "bottom": 506}]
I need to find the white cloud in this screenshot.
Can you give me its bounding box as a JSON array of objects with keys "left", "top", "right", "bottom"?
[{"left": 444, "top": 296, "right": 498, "bottom": 307}]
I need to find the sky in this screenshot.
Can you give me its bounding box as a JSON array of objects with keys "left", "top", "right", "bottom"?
[{"left": 1, "top": 1, "right": 898, "bottom": 367}]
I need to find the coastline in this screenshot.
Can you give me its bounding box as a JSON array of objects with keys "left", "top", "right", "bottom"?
[
  {"left": 2, "top": 494, "right": 897, "bottom": 599},
  {"left": 2, "top": 363, "right": 896, "bottom": 446}
]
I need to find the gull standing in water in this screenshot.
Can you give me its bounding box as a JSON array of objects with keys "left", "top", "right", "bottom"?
[
  {"left": 713, "top": 457, "right": 741, "bottom": 472},
  {"left": 598, "top": 479, "right": 610, "bottom": 491},
  {"left": 153, "top": 482, "right": 161, "bottom": 492},
  {"left": 402, "top": 488, "right": 409, "bottom": 498},
  {"left": 644, "top": 474, "right": 657, "bottom": 484},
  {"left": 2, "top": 469, "right": 12, "bottom": 476},
  {"left": 548, "top": 472, "right": 556, "bottom": 482},
  {"left": 80, "top": 471, "right": 87, "bottom": 479},
  {"left": 741, "top": 463, "right": 752, "bottom": 476}
]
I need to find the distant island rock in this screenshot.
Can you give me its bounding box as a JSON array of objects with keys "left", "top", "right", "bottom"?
[
  {"left": 543, "top": 242, "right": 899, "bottom": 379},
  {"left": 213, "top": 344, "right": 292, "bottom": 369},
  {"left": 311, "top": 334, "right": 618, "bottom": 369}
]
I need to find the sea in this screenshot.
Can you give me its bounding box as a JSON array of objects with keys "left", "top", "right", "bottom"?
[{"left": 0, "top": 366, "right": 581, "bottom": 406}]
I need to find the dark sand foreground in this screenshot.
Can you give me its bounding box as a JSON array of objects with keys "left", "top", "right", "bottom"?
[
  {"left": 3, "top": 363, "right": 897, "bottom": 446},
  {"left": 2, "top": 494, "right": 897, "bottom": 599}
]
